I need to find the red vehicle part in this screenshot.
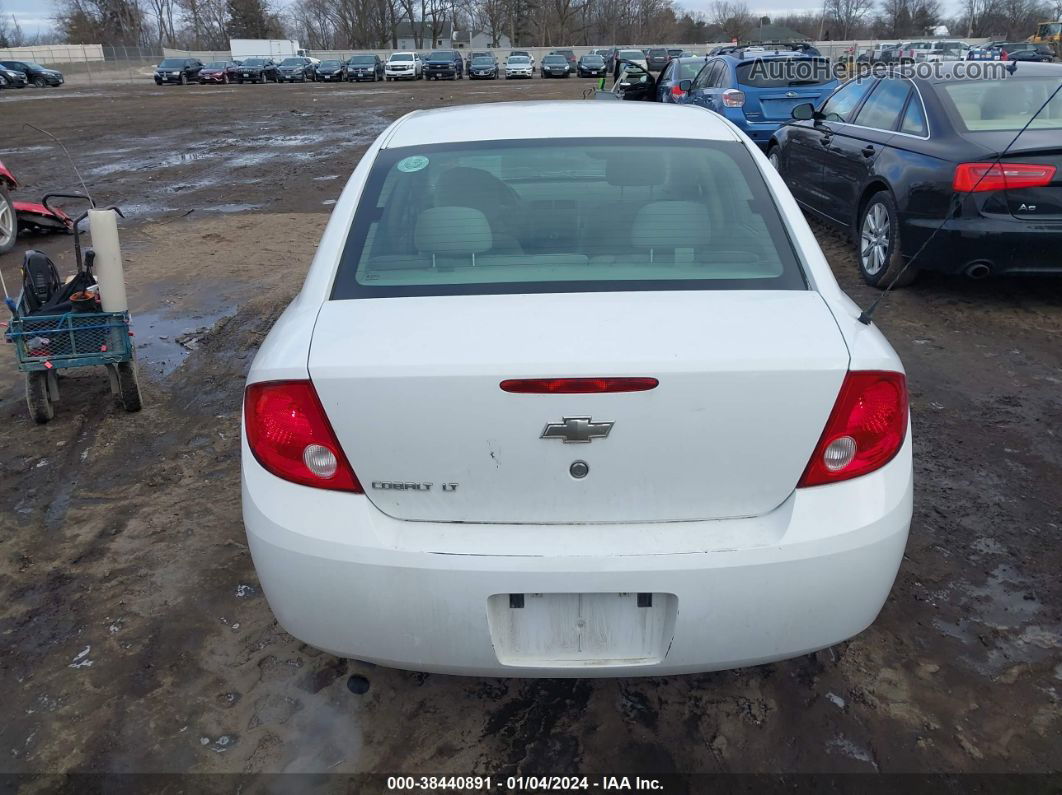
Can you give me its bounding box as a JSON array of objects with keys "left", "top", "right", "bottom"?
[
  {"left": 0, "top": 160, "right": 17, "bottom": 189},
  {"left": 13, "top": 199, "right": 74, "bottom": 233}
]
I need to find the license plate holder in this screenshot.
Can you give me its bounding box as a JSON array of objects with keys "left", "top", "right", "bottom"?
[{"left": 487, "top": 592, "right": 677, "bottom": 668}]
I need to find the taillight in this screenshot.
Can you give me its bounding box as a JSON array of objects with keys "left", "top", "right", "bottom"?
[
  {"left": 722, "top": 89, "right": 745, "bottom": 107},
  {"left": 798, "top": 371, "right": 908, "bottom": 488},
  {"left": 500, "top": 377, "right": 658, "bottom": 394},
  {"left": 953, "top": 162, "right": 1056, "bottom": 192},
  {"left": 671, "top": 84, "right": 685, "bottom": 97},
  {"left": 244, "top": 380, "right": 362, "bottom": 492}
]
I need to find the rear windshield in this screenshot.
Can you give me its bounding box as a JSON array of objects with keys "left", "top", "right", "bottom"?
[
  {"left": 939, "top": 77, "right": 1062, "bottom": 131},
  {"left": 330, "top": 139, "right": 805, "bottom": 299},
  {"left": 618, "top": 50, "right": 645, "bottom": 60},
  {"left": 649, "top": 49, "right": 668, "bottom": 56},
  {"left": 736, "top": 58, "right": 833, "bottom": 87},
  {"left": 676, "top": 60, "right": 704, "bottom": 78}
]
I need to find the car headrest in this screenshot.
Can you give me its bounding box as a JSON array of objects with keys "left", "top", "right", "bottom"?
[
  {"left": 631, "top": 201, "right": 711, "bottom": 250},
  {"left": 434, "top": 167, "right": 511, "bottom": 213},
  {"left": 981, "top": 85, "right": 1025, "bottom": 119},
  {"left": 606, "top": 152, "right": 666, "bottom": 187},
  {"left": 414, "top": 207, "right": 493, "bottom": 255}
]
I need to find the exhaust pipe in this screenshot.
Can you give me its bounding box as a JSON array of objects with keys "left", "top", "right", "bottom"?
[{"left": 964, "top": 261, "right": 992, "bottom": 280}]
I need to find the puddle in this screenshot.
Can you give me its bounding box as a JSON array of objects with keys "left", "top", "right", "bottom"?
[
  {"left": 0, "top": 144, "right": 52, "bottom": 155},
  {"left": 120, "top": 203, "right": 180, "bottom": 218},
  {"left": 207, "top": 203, "right": 262, "bottom": 214},
  {"left": 932, "top": 564, "right": 1056, "bottom": 677},
  {"left": 132, "top": 303, "right": 236, "bottom": 377}
]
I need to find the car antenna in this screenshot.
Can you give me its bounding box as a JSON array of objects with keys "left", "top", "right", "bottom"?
[
  {"left": 21, "top": 123, "right": 93, "bottom": 206},
  {"left": 857, "top": 67, "right": 1061, "bottom": 326}
]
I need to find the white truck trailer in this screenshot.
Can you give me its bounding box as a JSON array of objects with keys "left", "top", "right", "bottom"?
[{"left": 230, "top": 39, "right": 306, "bottom": 60}]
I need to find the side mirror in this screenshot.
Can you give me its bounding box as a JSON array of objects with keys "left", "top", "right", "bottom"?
[
  {"left": 791, "top": 102, "right": 815, "bottom": 120},
  {"left": 678, "top": 79, "right": 692, "bottom": 92}
]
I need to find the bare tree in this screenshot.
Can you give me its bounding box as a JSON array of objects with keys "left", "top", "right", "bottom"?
[
  {"left": 709, "top": 0, "right": 752, "bottom": 41},
  {"left": 0, "top": 2, "right": 27, "bottom": 48},
  {"left": 54, "top": 0, "right": 147, "bottom": 45},
  {"left": 827, "top": 0, "right": 874, "bottom": 37}
]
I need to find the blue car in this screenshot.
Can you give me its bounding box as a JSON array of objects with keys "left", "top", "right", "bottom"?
[
  {"left": 655, "top": 56, "right": 708, "bottom": 103},
  {"left": 677, "top": 52, "right": 838, "bottom": 149}
]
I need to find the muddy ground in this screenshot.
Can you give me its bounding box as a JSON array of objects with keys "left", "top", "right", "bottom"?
[{"left": 0, "top": 80, "right": 1060, "bottom": 779}]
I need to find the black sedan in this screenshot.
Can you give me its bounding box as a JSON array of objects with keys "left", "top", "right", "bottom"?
[
  {"left": 0, "top": 60, "right": 64, "bottom": 87},
  {"left": 347, "top": 54, "right": 384, "bottom": 82},
  {"left": 577, "top": 53, "right": 607, "bottom": 78},
  {"left": 0, "top": 65, "right": 28, "bottom": 88},
  {"left": 540, "top": 54, "right": 571, "bottom": 77},
  {"left": 277, "top": 57, "right": 317, "bottom": 82},
  {"left": 768, "top": 62, "right": 1062, "bottom": 286},
  {"left": 316, "top": 60, "right": 348, "bottom": 82},
  {"left": 468, "top": 55, "right": 498, "bottom": 79},
  {"left": 236, "top": 58, "right": 279, "bottom": 83}
]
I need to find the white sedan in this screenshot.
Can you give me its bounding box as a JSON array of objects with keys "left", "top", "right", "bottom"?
[
  {"left": 504, "top": 56, "right": 534, "bottom": 78},
  {"left": 242, "top": 101, "right": 913, "bottom": 677}
]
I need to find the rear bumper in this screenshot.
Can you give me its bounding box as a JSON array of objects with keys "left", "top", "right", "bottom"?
[
  {"left": 242, "top": 432, "right": 913, "bottom": 677},
  {"left": 903, "top": 215, "right": 1062, "bottom": 274}
]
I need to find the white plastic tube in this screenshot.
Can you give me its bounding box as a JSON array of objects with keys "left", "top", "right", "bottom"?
[{"left": 88, "top": 209, "right": 128, "bottom": 313}]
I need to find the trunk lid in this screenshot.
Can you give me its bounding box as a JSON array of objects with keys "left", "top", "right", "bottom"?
[
  {"left": 971, "top": 132, "right": 1062, "bottom": 222},
  {"left": 309, "top": 291, "right": 850, "bottom": 524},
  {"left": 1002, "top": 146, "right": 1062, "bottom": 222},
  {"left": 754, "top": 89, "right": 832, "bottom": 121}
]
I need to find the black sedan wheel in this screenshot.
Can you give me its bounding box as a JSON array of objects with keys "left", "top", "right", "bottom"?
[
  {"left": 178, "top": 73, "right": 185, "bottom": 85},
  {"left": 33, "top": 76, "right": 46, "bottom": 87},
  {"left": 858, "top": 192, "right": 918, "bottom": 288}
]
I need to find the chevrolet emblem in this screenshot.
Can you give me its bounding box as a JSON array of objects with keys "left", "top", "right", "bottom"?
[{"left": 541, "top": 417, "right": 614, "bottom": 443}]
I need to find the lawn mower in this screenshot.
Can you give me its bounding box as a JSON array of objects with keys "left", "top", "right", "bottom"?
[{"left": 0, "top": 159, "right": 77, "bottom": 255}]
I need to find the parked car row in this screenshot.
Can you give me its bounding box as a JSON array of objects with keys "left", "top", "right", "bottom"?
[
  {"left": 0, "top": 60, "right": 64, "bottom": 88},
  {"left": 152, "top": 55, "right": 387, "bottom": 85},
  {"left": 149, "top": 46, "right": 717, "bottom": 88},
  {"left": 608, "top": 49, "right": 1062, "bottom": 285},
  {"left": 858, "top": 40, "right": 1057, "bottom": 64}
]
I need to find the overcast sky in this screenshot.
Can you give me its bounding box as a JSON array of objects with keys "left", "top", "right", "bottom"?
[{"left": 2, "top": 0, "right": 959, "bottom": 39}]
